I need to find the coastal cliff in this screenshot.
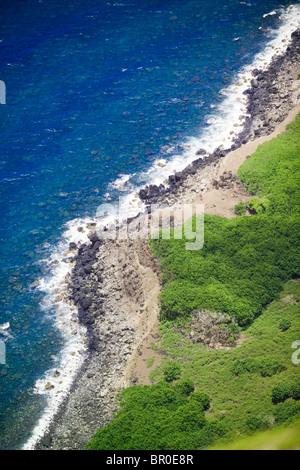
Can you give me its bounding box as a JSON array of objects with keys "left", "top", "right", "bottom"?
[{"left": 36, "top": 28, "right": 300, "bottom": 451}]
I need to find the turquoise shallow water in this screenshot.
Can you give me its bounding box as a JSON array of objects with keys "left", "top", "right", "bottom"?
[{"left": 0, "top": 0, "right": 299, "bottom": 449}]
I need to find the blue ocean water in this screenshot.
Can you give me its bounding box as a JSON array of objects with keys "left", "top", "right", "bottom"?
[{"left": 0, "top": 0, "right": 299, "bottom": 449}]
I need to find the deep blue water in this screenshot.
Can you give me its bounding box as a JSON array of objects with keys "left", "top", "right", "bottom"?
[{"left": 0, "top": 0, "right": 299, "bottom": 449}]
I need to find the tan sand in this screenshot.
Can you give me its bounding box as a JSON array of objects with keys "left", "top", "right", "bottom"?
[{"left": 173, "top": 102, "right": 300, "bottom": 219}]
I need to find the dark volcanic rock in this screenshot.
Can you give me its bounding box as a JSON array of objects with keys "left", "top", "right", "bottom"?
[{"left": 195, "top": 148, "right": 206, "bottom": 156}]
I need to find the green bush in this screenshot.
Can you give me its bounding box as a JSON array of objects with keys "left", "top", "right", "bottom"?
[
  {"left": 234, "top": 201, "right": 246, "bottom": 216},
  {"left": 271, "top": 381, "right": 300, "bottom": 405},
  {"left": 189, "top": 391, "right": 211, "bottom": 411},
  {"left": 163, "top": 361, "right": 182, "bottom": 382},
  {"left": 231, "top": 357, "right": 285, "bottom": 377},
  {"left": 227, "top": 322, "right": 240, "bottom": 335},
  {"left": 247, "top": 197, "right": 270, "bottom": 214},
  {"left": 246, "top": 415, "right": 267, "bottom": 432},
  {"left": 238, "top": 114, "right": 300, "bottom": 216},
  {"left": 274, "top": 399, "right": 300, "bottom": 424},
  {"left": 272, "top": 384, "right": 291, "bottom": 404},
  {"left": 259, "top": 358, "right": 286, "bottom": 378},
  {"left": 291, "top": 382, "right": 300, "bottom": 400},
  {"left": 175, "top": 379, "right": 195, "bottom": 396},
  {"left": 175, "top": 402, "right": 207, "bottom": 432},
  {"left": 150, "top": 114, "right": 300, "bottom": 327},
  {"left": 151, "top": 213, "right": 300, "bottom": 327},
  {"left": 162, "top": 420, "right": 227, "bottom": 450},
  {"left": 231, "top": 358, "right": 259, "bottom": 375},
  {"left": 85, "top": 381, "right": 212, "bottom": 450},
  {"left": 279, "top": 319, "right": 291, "bottom": 331}
]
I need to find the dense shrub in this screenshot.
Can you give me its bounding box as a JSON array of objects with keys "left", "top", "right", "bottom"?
[
  {"left": 234, "top": 201, "right": 246, "bottom": 216},
  {"left": 231, "top": 358, "right": 259, "bottom": 375},
  {"left": 175, "top": 402, "right": 207, "bottom": 432},
  {"left": 259, "top": 358, "right": 286, "bottom": 378},
  {"left": 189, "top": 391, "right": 211, "bottom": 411},
  {"left": 291, "top": 382, "right": 300, "bottom": 400},
  {"left": 247, "top": 197, "right": 270, "bottom": 214},
  {"left": 151, "top": 213, "right": 300, "bottom": 326},
  {"left": 238, "top": 114, "right": 300, "bottom": 216},
  {"left": 175, "top": 379, "right": 195, "bottom": 396},
  {"left": 272, "top": 384, "right": 291, "bottom": 404},
  {"left": 271, "top": 381, "right": 300, "bottom": 405},
  {"left": 150, "top": 114, "right": 300, "bottom": 327},
  {"left": 160, "top": 420, "right": 227, "bottom": 450},
  {"left": 227, "top": 322, "right": 240, "bottom": 336},
  {"left": 163, "top": 361, "right": 182, "bottom": 382},
  {"left": 231, "top": 357, "right": 285, "bottom": 377},
  {"left": 274, "top": 399, "right": 300, "bottom": 424},
  {"left": 279, "top": 319, "right": 291, "bottom": 331},
  {"left": 86, "top": 381, "right": 214, "bottom": 450},
  {"left": 246, "top": 415, "right": 267, "bottom": 432}
]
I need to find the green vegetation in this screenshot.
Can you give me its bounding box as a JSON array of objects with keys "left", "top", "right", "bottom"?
[
  {"left": 272, "top": 383, "right": 292, "bottom": 404},
  {"left": 279, "top": 319, "right": 291, "bottom": 332},
  {"left": 86, "top": 115, "right": 300, "bottom": 450},
  {"left": 238, "top": 116, "right": 300, "bottom": 216},
  {"left": 163, "top": 360, "right": 182, "bottom": 382},
  {"left": 246, "top": 415, "right": 268, "bottom": 432},
  {"left": 145, "top": 280, "right": 300, "bottom": 444},
  {"left": 146, "top": 356, "right": 155, "bottom": 368},
  {"left": 272, "top": 381, "right": 300, "bottom": 404},
  {"left": 246, "top": 196, "right": 271, "bottom": 214},
  {"left": 150, "top": 212, "right": 299, "bottom": 326},
  {"left": 274, "top": 399, "right": 300, "bottom": 425},
  {"left": 150, "top": 114, "right": 300, "bottom": 327},
  {"left": 230, "top": 357, "right": 286, "bottom": 377},
  {"left": 234, "top": 201, "right": 246, "bottom": 216},
  {"left": 86, "top": 380, "right": 225, "bottom": 450},
  {"left": 174, "top": 379, "right": 194, "bottom": 395},
  {"left": 209, "top": 418, "right": 300, "bottom": 450}
]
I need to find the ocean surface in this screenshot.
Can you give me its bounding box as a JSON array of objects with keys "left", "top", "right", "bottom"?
[{"left": 0, "top": 0, "right": 300, "bottom": 450}]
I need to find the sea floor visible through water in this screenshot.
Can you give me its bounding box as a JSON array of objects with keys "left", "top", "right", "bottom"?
[{"left": 0, "top": 0, "right": 300, "bottom": 450}]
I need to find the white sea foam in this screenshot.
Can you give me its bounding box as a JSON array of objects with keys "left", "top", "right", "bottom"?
[
  {"left": 0, "top": 322, "right": 12, "bottom": 340},
  {"left": 22, "top": 218, "right": 93, "bottom": 450},
  {"left": 109, "top": 173, "right": 134, "bottom": 191},
  {"left": 126, "top": 4, "right": 300, "bottom": 190},
  {"left": 23, "top": 3, "right": 300, "bottom": 450},
  {"left": 263, "top": 10, "right": 278, "bottom": 18},
  {"left": 0, "top": 322, "right": 10, "bottom": 331}
]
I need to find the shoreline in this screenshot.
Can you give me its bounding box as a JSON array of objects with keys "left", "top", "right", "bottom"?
[
  {"left": 34, "top": 27, "right": 300, "bottom": 450},
  {"left": 138, "top": 29, "right": 300, "bottom": 207}
]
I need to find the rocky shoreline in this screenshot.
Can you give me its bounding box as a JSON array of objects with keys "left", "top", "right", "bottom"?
[
  {"left": 35, "top": 29, "right": 300, "bottom": 450},
  {"left": 139, "top": 29, "right": 300, "bottom": 207},
  {"left": 36, "top": 238, "right": 161, "bottom": 450}
]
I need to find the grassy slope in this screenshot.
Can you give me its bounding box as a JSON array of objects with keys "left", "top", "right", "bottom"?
[
  {"left": 86, "top": 115, "right": 300, "bottom": 450},
  {"left": 147, "top": 114, "right": 300, "bottom": 447},
  {"left": 149, "top": 279, "right": 300, "bottom": 445}
]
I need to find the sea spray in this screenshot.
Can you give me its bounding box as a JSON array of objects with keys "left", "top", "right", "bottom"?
[
  {"left": 122, "top": 4, "right": 300, "bottom": 191},
  {"left": 22, "top": 219, "right": 92, "bottom": 449}
]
